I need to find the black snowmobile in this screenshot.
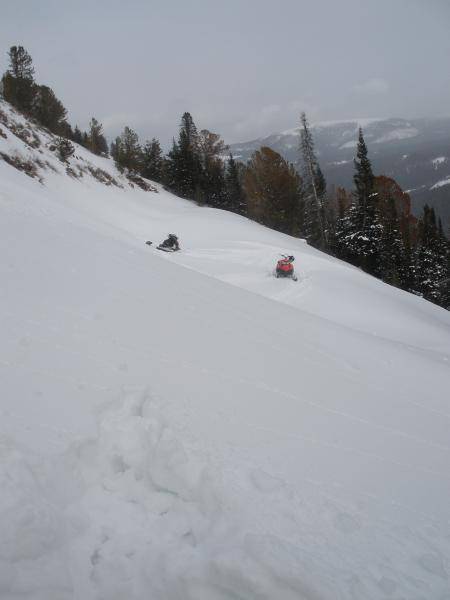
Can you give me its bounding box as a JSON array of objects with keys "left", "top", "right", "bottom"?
[
  {"left": 156, "top": 234, "right": 180, "bottom": 252},
  {"left": 145, "top": 234, "right": 180, "bottom": 252}
]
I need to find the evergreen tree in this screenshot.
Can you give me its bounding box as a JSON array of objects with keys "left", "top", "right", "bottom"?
[
  {"left": 398, "top": 222, "right": 415, "bottom": 292},
  {"left": 2, "top": 46, "right": 35, "bottom": 113},
  {"left": 167, "top": 112, "right": 202, "bottom": 199},
  {"left": 225, "top": 154, "right": 246, "bottom": 215},
  {"left": 73, "top": 125, "right": 83, "bottom": 145},
  {"left": 141, "top": 138, "right": 164, "bottom": 182},
  {"left": 31, "top": 85, "right": 68, "bottom": 134},
  {"left": 8, "top": 45, "right": 34, "bottom": 79},
  {"left": 436, "top": 219, "right": 450, "bottom": 308},
  {"left": 299, "top": 112, "right": 325, "bottom": 247},
  {"left": 350, "top": 128, "right": 383, "bottom": 275},
  {"left": 354, "top": 128, "right": 375, "bottom": 228},
  {"left": 88, "top": 118, "right": 108, "bottom": 155},
  {"left": 335, "top": 201, "right": 358, "bottom": 262},
  {"left": 113, "top": 126, "right": 142, "bottom": 172},
  {"left": 110, "top": 137, "right": 121, "bottom": 162},
  {"left": 413, "top": 205, "right": 448, "bottom": 305},
  {"left": 379, "top": 196, "right": 404, "bottom": 286}
]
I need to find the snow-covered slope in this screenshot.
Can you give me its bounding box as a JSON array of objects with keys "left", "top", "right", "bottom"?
[{"left": 1, "top": 101, "right": 450, "bottom": 600}]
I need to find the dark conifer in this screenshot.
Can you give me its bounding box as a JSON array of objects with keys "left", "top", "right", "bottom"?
[
  {"left": 169, "top": 112, "right": 203, "bottom": 199},
  {"left": 349, "top": 128, "right": 382, "bottom": 274},
  {"left": 412, "top": 205, "right": 448, "bottom": 304},
  {"left": 31, "top": 85, "right": 68, "bottom": 134},
  {"left": 73, "top": 126, "right": 83, "bottom": 145},
  {"left": 141, "top": 138, "right": 164, "bottom": 182},
  {"left": 225, "top": 154, "right": 246, "bottom": 215},
  {"left": 2, "top": 46, "right": 35, "bottom": 113},
  {"left": 113, "top": 126, "right": 142, "bottom": 172},
  {"left": 87, "top": 118, "right": 108, "bottom": 156}
]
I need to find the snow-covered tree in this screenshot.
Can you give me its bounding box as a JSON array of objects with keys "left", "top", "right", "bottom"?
[
  {"left": 348, "top": 128, "right": 383, "bottom": 275},
  {"left": 412, "top": 205, "right": 449, "bottom": 305}
]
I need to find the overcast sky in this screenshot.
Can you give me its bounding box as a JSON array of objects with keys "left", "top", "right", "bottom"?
[{"left": 1, "top": 0, "right": 449, "bottom": 146}]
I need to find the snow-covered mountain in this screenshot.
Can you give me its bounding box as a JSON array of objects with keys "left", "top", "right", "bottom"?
[
  {"left": 230, "top": 117, "right": 450, "bottom": 231},
  {"left": 1, "top": 100, "right": 450, "bottom": 599}
]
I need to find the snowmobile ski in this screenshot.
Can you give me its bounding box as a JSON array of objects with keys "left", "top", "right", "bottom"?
[{"left": 156, "top": 246, "right": 179, "bottom": 253}]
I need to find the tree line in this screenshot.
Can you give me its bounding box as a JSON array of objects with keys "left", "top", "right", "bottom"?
[{"left": 1, "top": 45, "right": 449, "bottom": 309}]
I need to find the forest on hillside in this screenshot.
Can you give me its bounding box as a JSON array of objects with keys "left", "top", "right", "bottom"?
[{"left": 1, "top": 45, "right": 449, "bottom": 310}]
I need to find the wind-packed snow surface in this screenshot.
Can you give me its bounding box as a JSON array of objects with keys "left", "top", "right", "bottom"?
[{"left": 1, "top": 101, "right": 450, "bottom": 599}]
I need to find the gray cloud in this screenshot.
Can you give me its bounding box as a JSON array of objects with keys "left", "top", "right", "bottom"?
[
  {"left": 1, "top": 0, "right": 449, "bottom": 146},
  {"left": 353, "top": 78, "right": 389, "bottom": 95}
]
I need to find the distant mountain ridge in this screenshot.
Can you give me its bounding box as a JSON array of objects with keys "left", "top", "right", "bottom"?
[{"left": 229, "top": 117, "right": 450, "bottom": 231}]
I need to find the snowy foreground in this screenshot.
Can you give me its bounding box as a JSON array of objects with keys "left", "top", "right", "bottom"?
[{"left": 1, "top": 102, "right": 450, "bottom": 599}]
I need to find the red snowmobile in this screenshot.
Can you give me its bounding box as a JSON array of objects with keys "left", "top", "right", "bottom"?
[{"left": 275, "top": 255, "right": 297, "bottom": 281}]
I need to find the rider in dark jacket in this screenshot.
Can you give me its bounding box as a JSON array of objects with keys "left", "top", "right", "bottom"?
[{"left": 159, "top": 234, "right": 180, "bottom": 251}]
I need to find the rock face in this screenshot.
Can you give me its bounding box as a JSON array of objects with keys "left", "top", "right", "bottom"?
[{"left": 229, "top": 117, "right": 450, "bottom": 232}]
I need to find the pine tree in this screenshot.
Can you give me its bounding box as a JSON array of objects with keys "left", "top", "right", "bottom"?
[
  {"left": 73, "top": 125, "right": 83, "bottom": 145},
  {"left": 354, "top": 128, "right": 375, "bottom": 228},
  {"left": 167, "top": 112, "right": 202, "bottom": 199},
  {"left": 350, "top": 128, "right": 382, "bottom": 275},
  {"left": 113, "top": 127, "right": 142, "bottom": 172},
  {"left": 141, "top": 138, "right": 163, "bottom": 182},
  {"left": 379, "top": 196, "right": 404, "bottom": 286},
  {"left": 2, "top": 46, "right": 35, "bottom": 113},
  {"left": 327, "top": 187, "right": 349, "bottom": 257},
  {"left": 225, "top": 154, "right": 246, "bottom": 215},
  {"left": 31, "top": 85, "right": 68, "bottom": 134},
  {"left": 398, "top": 222, "right": 415, "bottom": 292},
  {"left": 299, "top": 112, "right": 325, "bottom": 248},
  {"left": 436, "top": 219, "right": 450, "bottom": 308},
  {"left": 335, "top": 201, "right": 358, "bottom": 262},
  {"left": 88, "top": 118, "right": 108, "bottom": 156},
  {"left": 8, "top": 46, "right": 34, "bottom": 79},
  {"left": 110, "top": 137, "right": 121, "bottom": 162},
  {"left": 412, "top": 205, "right": 448, "bottom": 305}
]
